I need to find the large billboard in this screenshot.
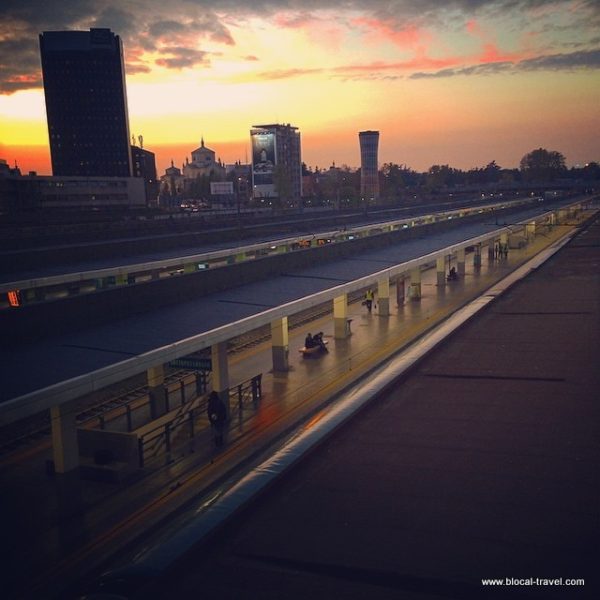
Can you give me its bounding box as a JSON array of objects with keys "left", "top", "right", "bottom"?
[{"left": 251, "top": 130, "right": 277, "bottom": 197}]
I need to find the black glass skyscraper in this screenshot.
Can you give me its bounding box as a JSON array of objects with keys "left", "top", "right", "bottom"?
[{"left": 39, "top": 28, "right": 132, "bottom": 177}]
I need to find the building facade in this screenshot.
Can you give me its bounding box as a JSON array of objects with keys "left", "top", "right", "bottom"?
[
  {"left": 39, "top": 28, "right": 132, "bottom": 177},
  {"left": 159, "top": 161, "right": 185, "bottom": 207},
  {"left": 0, "top": 168, "right": 145, "bottom": 211},
  {"left": 182, "top": 138, "right": 226, "bottom": 180},
  {"left": 131, "top": 144, "right": 158, "bottom": 206},
  {"left": 359, "top": 130, "right": 380, "bottom": 201},
  {"left": 251, "top": 124, "right": 302, "bottom": 206}
]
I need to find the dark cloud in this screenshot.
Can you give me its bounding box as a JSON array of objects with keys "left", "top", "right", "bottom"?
[
  {"left": 1, "top": 0, "right": 599, "bottom": 93},
  {"left": 410, "top": 62, "right": 513, "bottom": 79},
  {"left": 0, "top": 0, "right": 104, "bottom": 94},
  {"left": 145, "top": 15, "right": 234, "bottom": 47},
  {"left": 155, "top": 46, "right": 212, "bottom": 69},
  {"left": 519, "top": 48, "right": 600, "bottom": 70},
  {"left": 0, "top": 36, "right": 42, "bottom": 95},
  {"left": 0, "top": 0, "right": 236, "bottom": 92},
  {"left": 0, "top": 77, "right": 42, "bottom": 94},
  {"left": 148, "top": 20, "right": 187, "bottom": 37},
  {"left": 0, "top": 0, "right": 100, "bottom": 30},
  {"left": 410, "top": 48, "right": 600, "bottom": 78},
  {"left": 125, "top": 63, "right": 152, "bottom": 75},
  {"left": 92, "top": 6, "right": 137, "bottom": 36},
  {"left": 193, "top": 15, "right": 235, "bottom": 45}
]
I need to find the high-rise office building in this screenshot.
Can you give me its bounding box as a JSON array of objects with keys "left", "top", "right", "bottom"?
[
  {"left": 359, "top": 130, "right": 380, "bottom": 201},
  {"left": 39, "top": 28, "right": 132, "bottom": 177},
  {"left": 251, "top": 123, "right": 302, "bottom": 205}
]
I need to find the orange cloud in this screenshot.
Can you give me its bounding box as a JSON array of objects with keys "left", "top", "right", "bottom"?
[
  {"left": 465, "top": 19, "right": 481, "bottom": 36},
  {"left": 272, "top": 11, "right": 346, "bottom": 53},
  {"left": 479, "top": 43, "right": 528, "bottom": 64},
  {"left": 351, "top": 17, "right": 427, "bottom": 49},
  {"left": 241, "top": 51, "right": 461, "bottom": 83},
  {"left": 466, "top": 18, "right": 532, "bottom": 64}
]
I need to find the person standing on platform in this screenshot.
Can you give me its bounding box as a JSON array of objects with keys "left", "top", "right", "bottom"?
[
  {"left": 365, "top": 289, "right": 374, "bottom": 313},
  {"left": 207, "top": 391, "right": 227, "bottom": 447}
]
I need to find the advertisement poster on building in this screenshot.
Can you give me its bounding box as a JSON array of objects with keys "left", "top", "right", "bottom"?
[{"left": 252, "top": 131, "right": 276, "bottom": 181}]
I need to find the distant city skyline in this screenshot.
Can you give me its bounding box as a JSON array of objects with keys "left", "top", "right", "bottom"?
[{"left": 1, "top": 0, "right": 599, "bottom": 175}]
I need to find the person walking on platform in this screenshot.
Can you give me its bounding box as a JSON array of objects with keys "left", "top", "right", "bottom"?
[
  {"left": 207, "top": 391, "right": 227, "bottom": 447},
  {"left": 365, "top": 289, "right": 374, "bottom": 313}
]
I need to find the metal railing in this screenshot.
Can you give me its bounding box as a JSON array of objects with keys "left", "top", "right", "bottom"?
[
  {"left": 77, "top": 371, "right": 209, "bottom": 433},
  {"left": 230, "top": 373, "right": 262, "bottom": 414},
  {"left": 138, "top": 373, "right": 262, "bottom": 469}
]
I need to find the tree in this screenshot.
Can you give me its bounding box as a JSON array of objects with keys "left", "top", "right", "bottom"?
[
  {"left": 425, "top": 164, "right": 460, "bottom": 190},
  {"left": 519, "top": 148, "right": 566, "bottom": 181},
  {"left": 380, "top": 163, "right": 405, "bottom": 199}
]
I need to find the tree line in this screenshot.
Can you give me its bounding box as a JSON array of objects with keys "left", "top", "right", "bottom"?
[
  {"left": 173, "top": 147, "right": 598, "bottom": 207},
  {"left": 302, "top": 148, "right": 598, "bottom": 207}
]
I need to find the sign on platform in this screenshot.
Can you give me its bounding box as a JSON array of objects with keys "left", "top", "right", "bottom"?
[{"left": 169, "top": 356, "right": 212, "bottom": 371}]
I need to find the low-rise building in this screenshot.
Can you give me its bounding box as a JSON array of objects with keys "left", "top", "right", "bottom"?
[
  {"left": 182, "top": 138, "right": 226, "bottom": 180},
  {"left": 131, "top": 143, "right": 159, "bottom": 206},
  {"left": 0, "top": 161, "right": 145, "bottom": 212}
]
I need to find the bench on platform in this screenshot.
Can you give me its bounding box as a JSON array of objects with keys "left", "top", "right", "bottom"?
[{"left": 299, "top": 340, "right": 328, "bottom": 356}]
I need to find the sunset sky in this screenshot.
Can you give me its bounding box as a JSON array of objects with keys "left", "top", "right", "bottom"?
[{"left": 1, "top": 0, "right": 599, "bottom": 176}]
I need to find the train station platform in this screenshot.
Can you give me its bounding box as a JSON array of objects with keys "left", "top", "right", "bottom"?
[
  {"left": 137, "top": 213, "right": 600, "bottom": 599},
  {"left": 2, "top": 211, "right": 598, "bottom": 599}
]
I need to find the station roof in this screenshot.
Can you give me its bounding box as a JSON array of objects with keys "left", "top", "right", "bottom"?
[{"left": 0, "top": 199, "right": 578, "bottom": 420}]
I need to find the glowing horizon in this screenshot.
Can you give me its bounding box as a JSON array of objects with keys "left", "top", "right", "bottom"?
[{"left": 1, "top": 1, "right": 599, "bottom": 175}]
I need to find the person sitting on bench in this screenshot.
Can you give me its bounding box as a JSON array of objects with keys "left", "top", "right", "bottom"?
[
  {"left": 305, "top": 333, "right": 316, "bottom": 349},
  {"left": 313, "top": 331, "right": 328, "bottom": 352}
]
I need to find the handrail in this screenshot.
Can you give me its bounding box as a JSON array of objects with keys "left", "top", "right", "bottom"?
[
  {"left": 78, "top": 370, "right": 209, "bottom": 432},
  {"left": 138, "top": 374, "right": 262, "bottom": 469}
]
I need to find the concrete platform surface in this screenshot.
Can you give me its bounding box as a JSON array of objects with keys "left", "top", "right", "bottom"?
[{"left": 142, "top": 217, "right": 600, "bottom": 598}]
